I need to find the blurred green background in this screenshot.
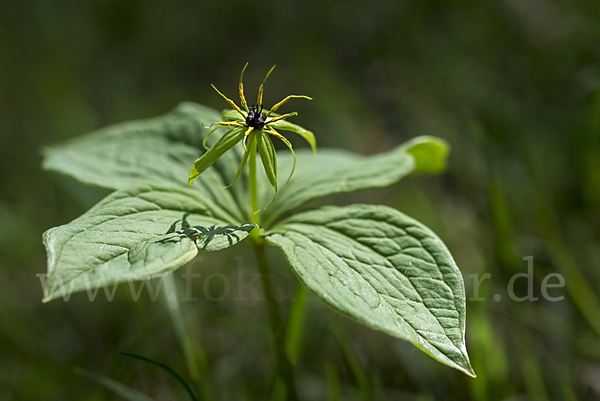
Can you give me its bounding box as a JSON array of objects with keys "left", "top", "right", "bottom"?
[{"left": 2, "top": 0, "right": 600, "bottom": 399}]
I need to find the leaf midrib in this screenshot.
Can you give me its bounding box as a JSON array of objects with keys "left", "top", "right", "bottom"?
[
  {"left": 272, "top": 218, "right": 463, "bottom": 355},
  {"left": 47, "top": 196, "right": 230, "bottom": 282},
  {"left": 272, "top": 227, "right": 466, "bottom": 367}
]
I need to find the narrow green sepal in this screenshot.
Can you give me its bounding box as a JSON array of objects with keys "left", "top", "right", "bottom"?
[
  {"left": 257, "top": 131, "right": 278, "bottom": 211},
  {"left": 188, "top": 127, "right": 245, "bottom": 186},
  {"left": 222, "top": 109, "right": 245, "bottom": 121},
  {"left": 267, "top": 129, "right": 296, "bottom": 185},
  {"left": 269, "top": 119, "right": 317, "bottom": 154},
  {"left": 224, "top": 131, "right": 256, "bottom": 188},
  {"left": 202, "top": 125, "right": 221, "bottom": 150}
]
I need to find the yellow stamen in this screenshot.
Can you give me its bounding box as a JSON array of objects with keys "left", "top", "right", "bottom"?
[
  {"left": 243, "top": 126, "right": 254, "bottom": 151},
  {"left": 257, "top": 85, "right": 264, "bottom": 108},
  {"left": 267, "top": 95, "right": 312, "bottom": 116},
  {"left": 211, "top": 84, "right": 244, "bottom": 116},
  {"left": 202, "top": 121, "right": 243, "bottom": 129},
  {"left": 240, "top": 84, "right": 247, "bottom": 110},
  {"left": 201, "top": 122, "right": 243, "bottom": 150},
  {"left": 257, "top": 65, "right": 276, "bottom": 107},
  {"left": 269, "top": 112, "right": 298, "bottom": 123},
  {"left": 239, "top": 63, "right": 249, "bottom": 111}
]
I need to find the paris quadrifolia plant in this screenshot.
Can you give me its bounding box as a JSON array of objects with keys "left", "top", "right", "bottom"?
[
  {"left": 41, "top": 64, "right": 475, "bottom": 400},
  {"left": 189, "top": 63, "right": 316, "bottom": 212}
]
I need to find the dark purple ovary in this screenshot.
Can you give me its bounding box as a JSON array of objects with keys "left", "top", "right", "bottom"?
[{"left": 246, "top": 104, "right": 267, "bottom": 128}]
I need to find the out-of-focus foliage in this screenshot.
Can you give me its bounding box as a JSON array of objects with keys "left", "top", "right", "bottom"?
[{"left": 2, "top": 0, "right": 600, "bottom": 399}]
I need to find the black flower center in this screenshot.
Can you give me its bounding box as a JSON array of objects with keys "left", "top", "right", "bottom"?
[{"left": 246, "top": 103, "right": 267, "bottom": 128}]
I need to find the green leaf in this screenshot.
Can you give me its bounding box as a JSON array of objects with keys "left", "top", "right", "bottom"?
[
  {"left": 189, "top": 127, "right": 245, "bottom": 186},
  {"left": 260, "top": 146, "right": 415, "bottom": 227},
  {"left": 74, "top": 368, "right": 155, "bottom": 401},
  {"left": 42, "top": 102, "right": 251, "bottom": 223},
  {"left": 399, "top": 136, "right": 450, "bottom": 174},
  {"left": 257, "top": 131, "right": 278, "bottom": 206},
  {"left": 262, "top": 204, "right": 474, "bottom": 377},
  {"left": 42, "top": 183, "right": 257, "bottom": 302}
]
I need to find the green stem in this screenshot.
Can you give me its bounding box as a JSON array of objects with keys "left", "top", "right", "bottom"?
[
  {"left": 249, "top": 135, "right": 260, "bottom": 226},
  {"left": 285, "top": 284, "right": 307, "bottom": 365},
  {"left": 248, "top": 133, "right": 298, "bottom": 400},
  {"left": 161, "top": 274, "right": 207, "bottom": 401},
  {"left": 254, "top": 242, "right": 299, "bottom": 401}
]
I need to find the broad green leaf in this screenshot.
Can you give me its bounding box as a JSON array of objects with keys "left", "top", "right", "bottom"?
[
  {"left": 260, "top": 136, "right": 450, "bottom": 226},
  {"left": 42, "top": 183, "right": 257, "bottom": 302},
  {"left": 262, "top": 204, "right": 474, "bottom": 377},
  {"left": 257, "top": 131, "right": 278, "bottom": 205},
  {"left": 74, "top": 368, "right": 154, "bottom": 401},
  {"left": 399, "top": 136, "right": 449, "bottom": 174},
  {"left": 189, "top": 127, "right": 245, "bottom": 186},
  {"left": 260, "top": 147, "right": 415, "bottom": 227},
  {"left": 42, "top": 102, "right": 251, "bottom": 223}
]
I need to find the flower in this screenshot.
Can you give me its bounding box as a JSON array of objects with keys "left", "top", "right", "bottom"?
[{"left": 188, "top": 64, "right": 317, "bottom": 204}]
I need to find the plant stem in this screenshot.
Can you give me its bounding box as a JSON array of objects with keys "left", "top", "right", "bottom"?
[
  {"left": 285, "top": 284, "right": 307, "bottom": 366},
  {"left": 249, "top": 135, "right": 260, "bottom": 226},
  {"left": 254, "top": 242, "right": 299, "bottom": 401},
  {"left": 161, "top": 274, "right": 207, "bottom": 401},
  {"left": 248, "top": 132, "right": 298, "bottom": 400}
]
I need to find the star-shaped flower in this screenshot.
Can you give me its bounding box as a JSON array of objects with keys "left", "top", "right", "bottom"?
[{"left": 188, "top": 64, "right": 317, "bottom": 209}]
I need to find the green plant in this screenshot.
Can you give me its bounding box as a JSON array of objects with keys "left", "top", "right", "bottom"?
[{"left": 41, "top": 66, "right": 474, "bottom": 400}]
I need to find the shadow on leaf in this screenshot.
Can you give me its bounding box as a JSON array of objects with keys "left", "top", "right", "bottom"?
[{"left": 164, "top": 213, "right": 256, "bottom": 251}]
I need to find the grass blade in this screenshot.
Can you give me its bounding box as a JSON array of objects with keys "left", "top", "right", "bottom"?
[
  {"left": 121, "top": 352, "right": 199, "bottom": 401},
  {"left": 74, "top": 367, "right": 154, "bottom": 401}
]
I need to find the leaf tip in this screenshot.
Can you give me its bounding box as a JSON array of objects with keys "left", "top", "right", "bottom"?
[
  {"left": 462, "top": 362, "right": 477, "bottom": 378},
  {"left": 399, "top": 135, "right": 450, "bottom": 174},
  {"left": 40, "top": 145, "right": 52, "bottom": 157},
  {"left": 452, "top": 347, "right": 476, "bottom": 377},
  {"left": 463, "top": 353, "right": 476, "bottom": 378}
]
